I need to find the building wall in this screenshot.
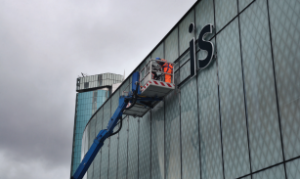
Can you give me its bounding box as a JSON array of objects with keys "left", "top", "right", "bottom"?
[{"left": 81, "top": 0, "right": 300, "bottom": 178}]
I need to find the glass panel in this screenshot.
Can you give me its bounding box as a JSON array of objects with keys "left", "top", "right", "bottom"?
[
  {"left": 217, "top": 19, "right": 250, "bottom": 178},
  {"left": 151, "top": 101, "right": 164, "bottom": 179},
  {"left": 268, "top": 0, "right": 300, "bottom": 160},
  {"left": 252, "top": 164, "right": 285, "bottom": 179},
  {"left": 215, "top": 0, "right": 237, "bottom": 32},
  {"left": 165, "top": 91, "right": 181, "bottom": 179},
  {"left": 240, "top": 0, "right": 283, "bottom": 171},
  {"left": 286, "top": 158, "right": 300, "bottom": 178},
  {"left": 71, "top": 91, "right": 94, "bottom": 175},
  {"left": 138, "top": 112, "right": 151, "bottom": 179},
  {"left": 82, "top": 124, "right": 89, "bottom": 179},
  {"left": 197, "top": 53, "right": 223, "bottom": 179},
  {"left": 181, "top": 78, "right": 200, "bottom": 178},
  {"left": 127, "top": 116, "right": 139, "bottom": 179},
  {"left": 165, "top": 27, "right": 179, "bottom": 63},
  {"left": 179, "top": 9, "right": 195, "bottom": 55},
  {"left": 117, "top": 117, "right": 128, "bottom": 179}
]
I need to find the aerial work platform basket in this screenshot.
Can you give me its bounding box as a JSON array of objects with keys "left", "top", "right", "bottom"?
[{"left": 123, "top": 59, "right": 175, "bottom": 117}]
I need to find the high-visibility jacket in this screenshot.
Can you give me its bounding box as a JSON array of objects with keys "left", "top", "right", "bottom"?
[{"left": 163, "top": 62, "right": 173, "bottom": 83}]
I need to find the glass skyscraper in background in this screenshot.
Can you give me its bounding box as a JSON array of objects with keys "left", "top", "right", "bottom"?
[{"left": 70, "top": 73, "right": 123, "bottom": 176}]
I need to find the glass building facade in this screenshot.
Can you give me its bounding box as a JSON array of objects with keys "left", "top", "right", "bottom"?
[
  {"left": 79, "top": 0, "right": 300, "bottom": 179},
  {"left": 71, "top": 73, "right": 123, "bottom": 176}
]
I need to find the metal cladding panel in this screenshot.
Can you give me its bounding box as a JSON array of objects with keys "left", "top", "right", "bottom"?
[
  {"left": 286, "top": 158, "right": 300, "bottom": 178},
  {"left": 151, "top": 101, "right": 164, "bottom": 179},
  {"left": 101, "top": 140, "right": 109, "bottom": 179},
  {"left": 215, "top": 0, "right": 237, "bottom": 32},
  {"left": 178, "top": 52, "right": 191, "bottom": 83},
  {"left": 180, "top": 78, "right": 200, "bottom": 179},
  {"left": 127, "top": 116, "right": 139, "bottom": 179},
  {"left": 239, "top": 0, "right": 254, "bottom": 12},
  {"left": 252, "top": 164, "right": 285, "bottom": 179},
  {"left": 165, "top": 27, "right": 179, "bottom": 63},
  {"left": 111, "top": 89, "right": 120, "bottom": 116},
  {"left": 99, "top": 101, "right": 111, "bottom": 179},
  {"left": 269, "top": 0, "right": 300, "bottom": 161},
  {"left": 138, "top": 112, "right": 151, "bottom": 179},
  {"left": 240, "top": 0, "right": 282, "bottom": 172},
  {"left": 197, "top": 51, "right": 223, "bottom": 179},
  {"left": 195, "top": 0, "right": 215, "bottom": 41},
  {"left": 179, "top": 9, "right": 195, "bottom": 55},
  {"left": 165, "top": 91, "right": 181, "bottom": 179},
  {"left": 120, "top": 79, "right": 129, "bottom": 96},
  {"left": 152, "top": 43, "right": 164, "bottom": 59},
  {"left": 103, "top": 101, "right": 111, "bottom": 129},
  {"left": 218, "top": 19, "right": 250, "bottom": 179},
  {"left": 108, "top": 130, "right": 118, "bottom": 179},
  {"left": 93, "top": 110, "right": 103, "bottom": 179},
  {"left": 117, "top": 118, "right": 128, "bottom": 179},
  {"left": 180, "top": 61, "right": 191, "bottom": 82}
]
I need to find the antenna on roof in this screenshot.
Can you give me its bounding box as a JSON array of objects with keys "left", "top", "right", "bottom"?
[{"left": 81, "top": 72, "right": 88, "bottom": 77}]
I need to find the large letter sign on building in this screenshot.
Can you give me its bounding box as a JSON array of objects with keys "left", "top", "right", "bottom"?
[{"left": 189, "top": 23, "right": 215, "bottom": 77}]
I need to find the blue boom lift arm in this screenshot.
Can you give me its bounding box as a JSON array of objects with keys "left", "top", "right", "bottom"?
[{"left": 72, "top": 72, "right": 162, "bottom": 179}]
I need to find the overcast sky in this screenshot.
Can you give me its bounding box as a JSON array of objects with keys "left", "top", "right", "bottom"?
[{"left": 0, "top": 0, "right": 196, "bottom": 178}]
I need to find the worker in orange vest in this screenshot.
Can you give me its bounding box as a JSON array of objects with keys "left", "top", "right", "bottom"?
[{"left": 156, "top": 58, "right": 173, "bottom": 83}]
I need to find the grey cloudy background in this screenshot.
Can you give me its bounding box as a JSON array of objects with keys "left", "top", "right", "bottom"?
[{"left": 0, "top": 0, "right": 196, "bottom": 178}]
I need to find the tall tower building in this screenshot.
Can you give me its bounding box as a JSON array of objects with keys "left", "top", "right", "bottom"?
[{"left": 70, "top": 73, "right": 123, "bottom": 176}]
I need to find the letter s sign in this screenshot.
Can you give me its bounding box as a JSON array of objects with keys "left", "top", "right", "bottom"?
[
  {"left": 189, "top": 23, "right": 215, "bottom": 77},
  {"left": 198, "top": 24, "right": 215, "bottom": 69}
]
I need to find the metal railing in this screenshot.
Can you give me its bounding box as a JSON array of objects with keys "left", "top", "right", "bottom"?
[
  {"left": 140, "top": 59, "right": 174, "bottom": 87},
  {"left": 122, "top": 59, "right": 174, "bottom": 96}
]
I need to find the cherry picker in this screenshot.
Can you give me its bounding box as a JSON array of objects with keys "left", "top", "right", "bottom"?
[{"left": 72, "top": 59, "right": 175, "bottom": 179}]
